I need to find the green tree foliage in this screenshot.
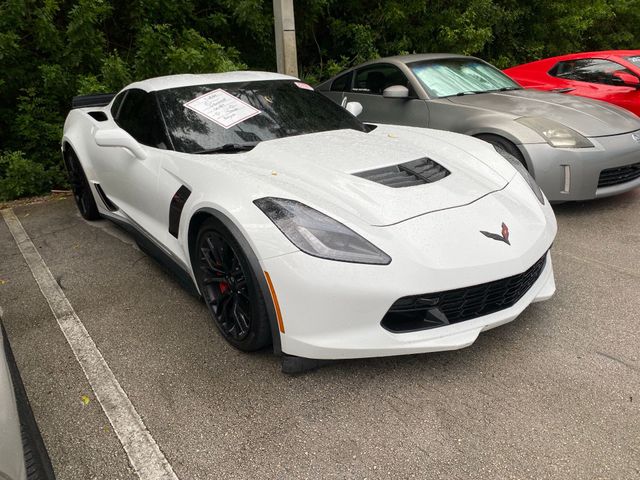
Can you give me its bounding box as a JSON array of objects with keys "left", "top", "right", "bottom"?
[
  {"left": 0, "top": 0, "right": 253, "bottom": 200},
  {"left": 0, "top": 151, "right": 52, "bottom": 200},
  {"left": 0, "top": 0, "right": 639, "bottom": 200},
  {"left": 296, "top": 0, "right": 640, "bottom": 79}
]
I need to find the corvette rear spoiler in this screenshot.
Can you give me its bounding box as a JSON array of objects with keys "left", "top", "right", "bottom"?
[{"left": 71, "top": 93, "right": 116, "bottom": 109}]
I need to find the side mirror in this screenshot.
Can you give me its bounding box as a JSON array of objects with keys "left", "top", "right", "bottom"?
[
  {"left": 94, "top": 129, "right": 147, "bottom": 160},
  {"left": 613, "top": 71, "right": 640, "bottom": 88},
  {"left": 383, "top": 85, "right": 410, "bottom": 98},
  {"left": 345, "top": 101, "right": 363, "bottom": 117}
]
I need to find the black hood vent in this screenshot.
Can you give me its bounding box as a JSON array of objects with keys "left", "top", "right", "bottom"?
[{"left": 354, "top": 158, "right": 449, "bottom": 188}]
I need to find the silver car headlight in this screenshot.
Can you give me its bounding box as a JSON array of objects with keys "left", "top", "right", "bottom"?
[
  {"left": 492, "top": 146, "right": 545, "bottom": 204},
  {"left": 254, "top": 197, "right": 391, "bottom": 265},
  {"left": 516, "top": 116, "right": 593, "bottom": 148}
]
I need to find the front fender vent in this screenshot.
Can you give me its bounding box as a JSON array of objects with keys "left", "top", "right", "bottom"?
[{"left": 354, "top": 158, "right": 449, "bottom": 188}]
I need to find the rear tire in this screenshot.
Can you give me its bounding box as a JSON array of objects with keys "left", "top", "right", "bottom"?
[
  {"left": 64, "top": 149, "right": 100, "bottom": 220},
  {"left": 194, "top": 218, "right": 271, "bottom": 352}
]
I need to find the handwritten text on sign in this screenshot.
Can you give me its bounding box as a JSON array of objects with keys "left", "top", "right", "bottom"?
[{"left": 184, "top": 89, "right": 261, "bottom": 129}]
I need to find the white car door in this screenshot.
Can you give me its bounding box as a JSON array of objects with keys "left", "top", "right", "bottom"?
[{"left": 92, "top": 89, "right": 169, "bottom": 243}]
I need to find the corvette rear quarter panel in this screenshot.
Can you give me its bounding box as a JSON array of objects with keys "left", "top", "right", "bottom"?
[{"left": 62, "top": 108, "right": 107, "bottom": 181}]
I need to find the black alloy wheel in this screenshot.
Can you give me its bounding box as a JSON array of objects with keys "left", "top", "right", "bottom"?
[
  {"left": 65, "top": 150, "right": 100, "bottom": 220},
  {"left": 195, "top": 219, "right": 271, "bottom": 351}
]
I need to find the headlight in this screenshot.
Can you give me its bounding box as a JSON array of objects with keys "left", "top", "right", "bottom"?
[
  {"left": 492, "top": 146, "right": 545, "bottom": 204},
  {"left": 516, "top": 116, "right": 593, "bottom": 148},
  {"left": 254, "top": 197, "right": 391, "bottom": 265}
]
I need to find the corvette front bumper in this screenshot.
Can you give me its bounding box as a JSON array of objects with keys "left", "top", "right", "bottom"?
[
  {"left": 262, "top": 178, "right": 557, "bottom": 360},
  {"left": 265, "top": 252, "right": 554, "bottom": 359}
]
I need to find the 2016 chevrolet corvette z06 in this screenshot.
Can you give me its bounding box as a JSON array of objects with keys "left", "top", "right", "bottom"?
[{"left": 62, "top": 72, "right": 557, "bottom": 364}]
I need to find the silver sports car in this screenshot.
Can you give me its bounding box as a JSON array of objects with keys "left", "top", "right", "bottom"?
[{"left": 317, "top": 53, "right": 640, "bottom": 202}]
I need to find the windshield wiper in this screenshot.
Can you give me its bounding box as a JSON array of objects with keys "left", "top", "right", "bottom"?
[
  {"left": 454, "top": 90, "right": 484, "bottom": 96},
  {"left": 449, "top": 86, "right": 521, "bottom": 97},
  {"left": 481, "top": 86, "right": 521, "bottom": 93},
  {"left": 193, "top": 142, "right": 258, "bottom": 154}
]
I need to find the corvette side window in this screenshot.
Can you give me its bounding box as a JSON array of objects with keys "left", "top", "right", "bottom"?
[
  {"left": 550, "top": 59, "right": 634, "bottom": 86},
  {"left": 110, "top": 91, "right": 127, "bottom": 119},
  {"left": 115, "top": 89, "right": 168, "bottom": 149},
  {"left": 331, "top": 72, "right": 352, "bottom": 92},
  {"left": 353, "top": 64, "right": 413, "bottom": 95}
]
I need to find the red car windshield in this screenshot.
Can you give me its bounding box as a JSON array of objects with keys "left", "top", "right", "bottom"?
[{"left": 624, "top": 56, "right": 640, "bottom": 68}]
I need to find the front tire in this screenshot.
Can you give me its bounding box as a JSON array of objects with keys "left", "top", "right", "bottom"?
[
  {"left": 64, "top": 149, "right": 100, "bottom": 220},
  {"left": 194, "top": 218, "right": 271, "bottom": 351},
  {"left": 475, "top": 134, "right": 528, "bottom": 170}
]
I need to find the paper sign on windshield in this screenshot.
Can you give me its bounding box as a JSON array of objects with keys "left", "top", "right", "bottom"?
[
  {"left": 294, "top": 81, "right": 314, "bottom": 91},
  {"left": 184, "top": 89, "right": 261, "bottom": 129}
]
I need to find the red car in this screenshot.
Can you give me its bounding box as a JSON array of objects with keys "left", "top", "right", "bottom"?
[{"left": 504, "top": 50, "right": 640, "bottom": 117}]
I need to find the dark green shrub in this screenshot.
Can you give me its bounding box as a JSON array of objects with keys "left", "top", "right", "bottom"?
[{"left": 0, "top": 151, "right": 53, "bottom": 201}]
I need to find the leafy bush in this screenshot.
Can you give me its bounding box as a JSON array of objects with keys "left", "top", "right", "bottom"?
[
  {"left": 0, "top": 0, "right": 253, "bottom": 201},
  {"left": 0, "top": 151, "right": 55, "bottom": 201}
]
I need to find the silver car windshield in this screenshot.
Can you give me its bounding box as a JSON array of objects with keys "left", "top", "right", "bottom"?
[{"left": 408, "top": 58, "right": 521, "bottom": 98}]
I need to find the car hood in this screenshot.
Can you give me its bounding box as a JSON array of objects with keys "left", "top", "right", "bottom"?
[
  {"left": 231, "top": 126, "right": 513, "bottom": 226},
  {"left": 447, "top": 89, "right": 640, "bottom": 137}
]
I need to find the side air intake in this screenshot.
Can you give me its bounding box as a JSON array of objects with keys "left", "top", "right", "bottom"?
[{"left": 354, "top": 158, "right": 450, "bottom": 188}]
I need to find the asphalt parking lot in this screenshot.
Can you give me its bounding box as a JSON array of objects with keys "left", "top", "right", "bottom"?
[{"left": 1, "top": 192, "right": 639, "bottom": 480}]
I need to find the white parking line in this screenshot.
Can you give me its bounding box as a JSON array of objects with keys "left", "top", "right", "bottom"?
[{"left": 1, "top": 208, "right": 179, "bottom": 480}]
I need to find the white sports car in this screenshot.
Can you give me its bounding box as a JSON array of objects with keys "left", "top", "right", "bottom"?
[{"left": 62, "top": 71, "right": 557, "bottom": 369}]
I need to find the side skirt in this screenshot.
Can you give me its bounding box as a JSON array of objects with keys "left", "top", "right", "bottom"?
[{"left": 104, "top": 215, "right": 200, "bottom": 298}]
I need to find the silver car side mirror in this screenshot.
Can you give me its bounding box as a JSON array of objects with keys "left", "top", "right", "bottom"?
[
  {"left": 94, "top": 129, "right": 147, "bottom": 160},
  {"left": 383, "top": 85, "right": 410, "bottom": 98},
  {"left": 345, "top": 101, "right": 363, "bottom": 117}
]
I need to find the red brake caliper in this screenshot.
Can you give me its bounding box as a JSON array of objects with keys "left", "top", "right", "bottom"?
[{"left": 217, "top": 261, "right": 229, "bottom": 294}]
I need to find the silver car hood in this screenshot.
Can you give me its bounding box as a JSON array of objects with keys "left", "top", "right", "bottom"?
[{"left": 447, "top": 89, "right": 640, "bottom": 137}]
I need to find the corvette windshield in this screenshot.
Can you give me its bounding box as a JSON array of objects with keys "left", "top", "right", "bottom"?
[
  {"left": 157, "top": 80, "right": 366, "bottom": 153},
  {"left": 409, "top": 58, "right": 521, "bottom": 98}
]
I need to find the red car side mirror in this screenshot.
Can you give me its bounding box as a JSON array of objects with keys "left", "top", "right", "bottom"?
[{"left": 613, "top": 71, "right": 640, "bottom": 88}]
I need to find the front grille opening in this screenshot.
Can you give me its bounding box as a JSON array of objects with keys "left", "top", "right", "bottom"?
[
  {"left": 598, "top": 162, "right": 640, "bottom": 188},
  {"left": 381, "top": 253, "right": 548, "bottom": 333},
  {"left": 354, "top": 157, "right": 450, "bottom": 188}
]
